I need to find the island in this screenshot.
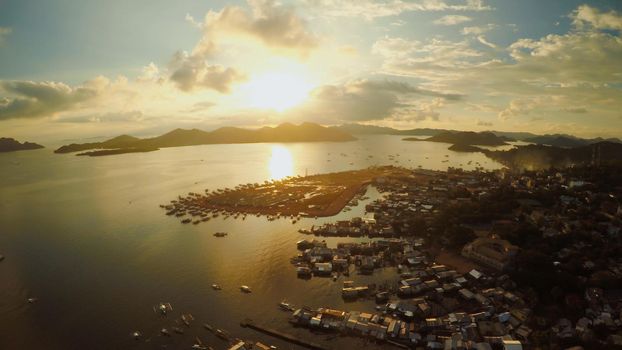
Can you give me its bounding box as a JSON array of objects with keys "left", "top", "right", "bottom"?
[
  {"left": 447, "top": 144, "right": 484, "bottom": 153},
  {"left": 76, "top": 147, "right": 159, "bottom": 157},
  {"left": 404, "top": 131, "right": 511, "bottom": 146},
  {"left": 0, "top": 137, "right": 44, "bottom": 153},
  {"left": 55, "top": 122, "right": 356, "bottom": 155}
]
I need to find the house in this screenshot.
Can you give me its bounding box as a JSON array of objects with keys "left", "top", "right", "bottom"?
[
  {"left": 462, "top": 236, "right": 518, "bottom": 270},
  {"left": 502, "top": 339, "right": 523, "bottom": 350}
]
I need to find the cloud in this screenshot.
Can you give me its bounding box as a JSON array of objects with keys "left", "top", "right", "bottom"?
[
  {"left": 562, "top": 107, "right": 588, "bottom": 114},
  {"left": 372, "top": 36, "right": 484, "bottom": 80},
  {"left": 434, "top": 15, "right": 472, "bottom": 26},
  {"left": 0, "top": 27, "right": 11, "bottom": 45},
  {"left": 201, "top": 0, "right": 318, "bottom": 55},
  {"left": 303, "top": 0, "right": 491, "bottom": 19},
  {"left": 498, "top": 98, "right": 545, "bottom": 120},
  {"left": 461, "top": 23, "right": 496, "bottom": 35},
  {"left": 0, "top": 80, "right": 101, "bottom": 120},
  {"left": 293, "top": 79, "right": 456, "bottom": 122},
  {"left": 476, "top": 35, "right": 496, "bottom": 48},
  {"left": 476, "top": 119, "right": 493, "bottom": 126},
  {"left": 572, "top": 4, "right": 622, "bottom": 31},
  {"left": 59, "top": 110, "right": 145, "bottom": 123},
  {"left": 169, "top": 51, "right": 246, "bottom": 93},
  {"left": 395, "top": 98, "right": 444, "bottom": 122}
]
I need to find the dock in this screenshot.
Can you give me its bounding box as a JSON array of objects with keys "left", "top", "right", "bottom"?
[{"left": 240, "top": 319, "right": 329, "bottom": 350}]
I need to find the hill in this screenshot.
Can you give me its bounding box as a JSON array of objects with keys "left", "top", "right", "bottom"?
[
  {"left": 404, "top": 131, "right": 511, "bottom": 146},
  {"left": 55, "top": 122, "right": 356, "bottom": 154},
  {"left": 0, "top": 138, "right": 44, "bottom": 153},
  {"left": 483, "top": 142, "right": 622, "bottom": 170},
  {"left": 524, "top": 134, "right": 622, "bottom": 148}
]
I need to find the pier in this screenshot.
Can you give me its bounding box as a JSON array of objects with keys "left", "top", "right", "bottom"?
[{"left": 240, "top": 319, "right": 329, "bottom": 350}]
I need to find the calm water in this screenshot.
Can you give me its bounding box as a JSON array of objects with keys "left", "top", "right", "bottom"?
[{"left": 0, "top": 135, "right": 503, "bottom": 349}]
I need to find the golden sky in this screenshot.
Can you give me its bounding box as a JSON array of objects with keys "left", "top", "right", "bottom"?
[{"left": 0, "top": 0, "right": 621, "bottom": 141}]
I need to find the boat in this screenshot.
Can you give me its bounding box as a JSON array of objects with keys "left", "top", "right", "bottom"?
[
  {"left": 154, "top": 302, "right": 172, "bottom": 315},
  {"left": 160, "top": 328, "right": 171, "bottom": 336},
  {"left": 240, "top": 285, "right": 252, "bottom": 293},
  {"left": 211, "top": 284, "right": 222, "bottom": 290},
  {"left": 203, "top": 323, "right": 213, "bottom": 332},
  {"left": 279, "top": 300, "right": 295, "bottom": 311},
  {"left": 172, "top": 326, "right": 184, "bottom": 334},
  {"left": 131, "top": 331, "right": 142, "bottom": 340},
  {"left": 181, "top": 313, "right": 194, "bottom": 326},
  {"left": 215, "top": 329, "right": 229, "bottom": 340},
  {"left": 213, "top": 232, "right": 228, "bottom": 237},
  {"left": 182, "top": 218, "right": 192, "bottom": 224}
]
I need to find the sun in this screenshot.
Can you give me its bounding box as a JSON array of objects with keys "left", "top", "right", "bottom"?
[{"left": 243, "top": 70, "right": 314, "bottom": 112}]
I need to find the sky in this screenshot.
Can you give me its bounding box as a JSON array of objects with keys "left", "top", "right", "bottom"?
[{"left": 0, "top": 0, "right": 621, "bottom": 142}]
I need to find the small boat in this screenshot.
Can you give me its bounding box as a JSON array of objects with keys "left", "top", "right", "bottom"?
[
  {"left": 279, "top": 300, "right": 294, "bottom": 311},
  {"left": 172, "top": 326, "right": 184, "bottom": 334},
  {"left": 203, "top": 323, "right": 213, "bottom": 332},
  {"left": 160, "top": 328, "right": 171, "bottom": 336},
  {"left": 215, "top": 329, "right": 229, "bottom": 340},
  {"left": 27, "top": 297, "right": 38, "bottom": 304},
  {"left": 154, "top": 302, "right": 172, "bottom": 315},
  {"left": 181, "top": 313, "right": 194, "bottom": 326},
  {"left": 240, "top": 285, "right": 252, "bottom": 293},
  {"left": 211, "top": 284, "right": 222, "bottom": 290},
  {"left": 131, "top": 331, "right": 142, "bottom": 340},
  {"left": 213, "top": 232, "right": 228, "bottom": 237},
  {"left": 182, "top": 218, "right": 192, "bottom": 224}
]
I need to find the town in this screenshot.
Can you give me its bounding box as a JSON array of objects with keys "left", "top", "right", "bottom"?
[{"left": 286, "top": 164, "right": 622, "bottom": 350}]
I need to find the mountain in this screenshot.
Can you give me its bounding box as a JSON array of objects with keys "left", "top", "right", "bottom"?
[
  {"left": 0, "top": 138, "right": 44, "bottom": 153},
  {"left": 483, "top": 142, "right": 622, "bottom": 170},
  {"left": 524, "top": 134, "right": 622, "bottom": 148},
  {"left": 404, "top": 131, "right": 511, "bottom": 146},
  {"left": 334, "top": 124, "right": 450, "bottom": 136},
  {"left": 55, "top": 122, "right": 356, "bottom": 154}
]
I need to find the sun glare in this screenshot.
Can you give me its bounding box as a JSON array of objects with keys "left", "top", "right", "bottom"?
[
  {"left": 269, "top": 146, "right": 294, "bottom": 180},
  {"left": 244, "top": 71, "right": 314, "bottom": 112}
]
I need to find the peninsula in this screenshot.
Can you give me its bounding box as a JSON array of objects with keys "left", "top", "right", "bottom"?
[
  {"left": 0, "top": 138, "right": 44, "bottom": 153},
  {"left": 162, "top": 166, "right": 417, "bottom": 224},
  {"left": 403, "top": 131, "right": 511, "bottom": 146},
  {"left": 55, "top": 122, "right": 356, "bottom": 155}
]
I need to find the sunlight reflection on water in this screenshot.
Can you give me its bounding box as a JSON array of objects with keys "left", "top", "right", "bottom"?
[{"left": 269, "top": 145, "right": 293, "bottom": 180}]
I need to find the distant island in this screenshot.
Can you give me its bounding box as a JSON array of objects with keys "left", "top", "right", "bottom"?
[
  {"left": 335, "top": 123, "right": 621, "bottom": 147},
  {"left": 404, "top": 131, "right": 511, "bottom": 146},
  {"left": 522, "top": 134, "right": 622, "bottom": 148},
  {"left": 76, "top": 147, "right": 159, "bottom": 157},
  {"left": 55, "top": 122, "right": 356, "bottom": 155},
  {"left": 0, "top": 137, "right": 44, "bottom": 153}
]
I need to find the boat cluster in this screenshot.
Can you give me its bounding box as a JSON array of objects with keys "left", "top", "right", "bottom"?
[{"left": 160, "top": 191, "right": 250, "bottom": 225}]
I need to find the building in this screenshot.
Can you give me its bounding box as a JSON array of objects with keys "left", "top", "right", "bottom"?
[{"left": 462, "top": 236, "right": 518, "bottom": 270}]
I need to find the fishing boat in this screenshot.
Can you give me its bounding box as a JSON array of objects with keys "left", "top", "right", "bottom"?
[
  {"left": 203, "top": 323, "right": 213, "bottom": 332},
  {"left": 182, "top": 218, "right": 192, "bottom": 224},
  {"left": 213, "top": 232, "right": 228, "bottom": 237},
  {"left": 215, "top": 329, "right": 229, "bottom": 340},
  {"left": 240, "top": 285, "right": 252, "bottom": 293},
  {"left": 211, "top": 284, "right": 222, "bottom": 290},
  {"left": 279, "top": 300, "right": 294, "bottom": 311}
]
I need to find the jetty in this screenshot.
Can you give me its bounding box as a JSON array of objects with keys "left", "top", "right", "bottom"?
[{"left": 240, "top": 319, "right": 328, "bottom": 350}]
